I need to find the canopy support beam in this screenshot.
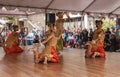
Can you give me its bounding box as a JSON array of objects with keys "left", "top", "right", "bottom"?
[
  {"left": 0, "top": 4, "right": 45, "bottom": 9},
  {"left": 110, "top": 6, "right": 120, "bottom": 14},
  {"left": 46, "top": 0, "right": 54, "bottom": 9},
  {"left": 47, "top": 8, "right": 80, "bottom": 12},
  {"left": 82, "top": 0, "right": 96, "bottom": 12}
]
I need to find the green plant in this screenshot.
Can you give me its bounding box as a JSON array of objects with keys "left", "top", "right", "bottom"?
[
  {"left": 102, "top": 19, "right": 116, "bottom": 30},
  {"left": 6, "top": 17, "right": 16, "bottom": 21}
]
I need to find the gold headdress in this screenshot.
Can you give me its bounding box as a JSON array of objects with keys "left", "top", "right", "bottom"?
[{"left": 56, "top": 12, "right": 64, "bottom": 16}]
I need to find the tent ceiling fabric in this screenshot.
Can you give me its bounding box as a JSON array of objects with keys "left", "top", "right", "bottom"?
[
  {"left": 0, "top": 0, "right": 52, "bottom": 8},
  {"left": 0, "top": 0, "right": 120, "bottom": 15},
  {"left": 49, "top": 0, "right": 94, "bottom": 11},
  {"left": 85, "top": 0, "right": 120, "bottom": 13},
  {"left": 0, "top": 11, "right": 27, "bottom": 15},
  {"left": 113, "top": 8, "right": 120, "bottom": 15}
]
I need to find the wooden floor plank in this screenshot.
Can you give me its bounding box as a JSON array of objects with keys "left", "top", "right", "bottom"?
[{"left": 0, "top": 47, "right": 120, "bottom": 77}]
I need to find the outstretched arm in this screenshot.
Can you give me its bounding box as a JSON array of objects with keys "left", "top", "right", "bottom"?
[
  {"left": 64, "top": 12, "right": 70, "bottom": 21},
  {"left": 29, "top": 33, "right": 53, "bottom": 51},
  {"left": 45, "top": 29, "right": 51, "bottom": 35},
  {"left": 41, "top": 34, "right": 53, "bottom": 44}
]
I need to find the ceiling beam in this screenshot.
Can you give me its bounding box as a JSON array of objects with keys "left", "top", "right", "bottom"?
[
  {"left": 110, "top": 6, "right": 120, "bottom": 14},
  {"left": 0, "top": 4, "right": 45, "bottom": 9},
  {"left": 0, "top": 4, "right": 45, "bottom": 16},
  {"left": 46, "top": 0, "right": 54, "bottom": 9},
  {"left": 82, "top": 0, "right": 96, "bottom": 12},
  {"left": 47, "top": 8, "right": 81, "bottom": 12}
]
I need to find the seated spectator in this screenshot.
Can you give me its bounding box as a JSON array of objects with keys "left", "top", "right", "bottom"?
[
  {"left": 89, "top": 28, "right": 94, "bottom": 41},
  {"left": 33, "top": 35, "right": 40, "bottom": 44},
  {"left": 67, "top": 33, "right": 74, "bottom": 48},
  {"left": 73, "top": 35, "right": 79, "bottom": 48},
  {"left": 104, "top": 35, "right": 111, "bottom": 51},
  {"left": 109, "top": 34, "right": 117, "bottom": 52},
  {"left": 67, "top": 33, "right": 74, "bottom": 41},
  {"left": 26, "top": 30, "right": 34, "bottom": 45}
]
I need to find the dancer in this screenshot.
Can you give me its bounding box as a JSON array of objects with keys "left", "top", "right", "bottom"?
[
  {"left": 85, "top": 20, "right": 106, "bottom": 58},
  {"left": 29, "top": 26, "right": 61, "bottom": 64},
  {"left": 55, "top": 12, "right": 70, "bottom": 51},
  {"left": 91, "top": 30, "right": 105, "bottom": 58},
  {"left": 0, "top": 25, "right": 23, "bottom": 54},
  {"left": 92, "top": 20, "right": 103, "bottom": 40}
]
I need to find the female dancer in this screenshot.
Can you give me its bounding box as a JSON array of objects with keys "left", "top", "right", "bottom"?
[
  {"left": 85, "top": 20, "right": 106, "bottom": 58},
  {"left": 29, "top": 26, "right": 61, "bottom": 64},
  {"left": 55, "top": 12, "right": 70, "bottom": 51},
  {"left": 91, "top": 30, "right": 105, "bottom": 58},
  {"left": 0, "top": 25, "right": 23, "bottom": 54}
]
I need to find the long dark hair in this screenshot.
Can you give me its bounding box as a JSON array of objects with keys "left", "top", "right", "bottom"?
[
  {"left": 12, "top": 25, "right": 18, "bottom": 31},
  {"left": 95, "top": 20, "right": 103, "bottom": 28}
]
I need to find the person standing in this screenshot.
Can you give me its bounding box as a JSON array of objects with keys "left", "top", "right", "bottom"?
[
  {"left": 89, "top": 28, "right": 94, "bottom": 41},
  {"left": 55, "top": 12, "right": 70, "bottom": 51}
]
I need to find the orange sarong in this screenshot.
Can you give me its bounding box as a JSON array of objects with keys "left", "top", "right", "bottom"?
[
  {"left": 38, "top": 46, "right": 59, "bottom": 63},
  {"left": 5, "top": 42, "right": 23, "bottom": 54}
]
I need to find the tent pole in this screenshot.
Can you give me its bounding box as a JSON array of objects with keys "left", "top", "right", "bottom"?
[
  {"left": 108, "top": 14, "right": 110, "bottom": 29},
  {"left": 81, "top": 12, "right": 84, "bottom": 30},
  {"left": 44, "top": 9, "right": 47, "bottom": 34},
  {"left": 116, "top": 15, "right": 118, "bottom": 29}
]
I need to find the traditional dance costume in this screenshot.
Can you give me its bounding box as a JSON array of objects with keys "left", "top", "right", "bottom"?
[
  {"left": 37, "top": 35, "right": 59, "bottom": 63},
  {"left": 4, "top": 32, "right": 23, "bottom": 54}
]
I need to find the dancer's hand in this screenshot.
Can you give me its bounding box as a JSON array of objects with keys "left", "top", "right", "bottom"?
[
  {"left": 64, "top": 11, "right": 69, "bottom": 15},
  {"left": 49, "top": 54, "right": 53, "bottom": 58},
  {"left": 28, "top": 48, "right": 33, "bottom": 51},
  {"left": 85, "top": 42, "right": 92, "bottom": 46},
  {"left": 64, "top": 12, "right": 70, "bottom": 21},
  {"left": 28, "top": 46, "right": 37, "bottom": 51}
]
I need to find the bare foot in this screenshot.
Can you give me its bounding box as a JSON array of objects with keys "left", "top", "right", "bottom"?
[
  {"left": 43, "top": 57, "right": 48, "bottom": 65},
  {"left": 92, "top": 54, "right": 95, "bottom": 58},
  {"left": 92, "top": 52, "right": 97, "bottom": 58},
  {"left": 35, "top": 60, "right": 39, "bottom": 64},
  {"left": 34, "top": 55, "right": 39, "bottom": 64}
]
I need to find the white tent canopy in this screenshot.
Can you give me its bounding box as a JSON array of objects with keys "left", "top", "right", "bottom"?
[{"left": 0, "top": 0, "right": 120, "bottom": 15}]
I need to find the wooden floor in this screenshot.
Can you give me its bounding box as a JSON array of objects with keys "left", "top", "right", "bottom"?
[{"left": 0, "top": 46, "right": 120, "bottom": 77}]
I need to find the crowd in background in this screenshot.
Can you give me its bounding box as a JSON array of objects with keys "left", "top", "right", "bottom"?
[
  {"left": 0, "top": 25, "right": 120, "bottom": 52},
  {"left": 63, "top": 28, "right": 91, "bottom": 48},
  {"left": 63, "top": 28, "right": 120, "bottom": 52}
]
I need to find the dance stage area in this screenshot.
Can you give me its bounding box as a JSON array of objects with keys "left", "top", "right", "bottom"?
[{"left": 0, "top": 47, "right": 120, "bottom": 77}]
